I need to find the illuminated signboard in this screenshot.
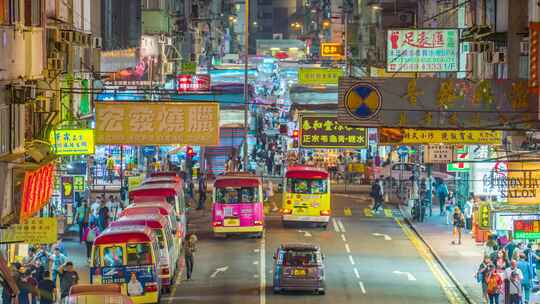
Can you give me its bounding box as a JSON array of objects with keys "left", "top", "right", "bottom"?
[
  {"left": 379, "top": 129, "right": 502, "bottom": 145},
  {"left": 177, "top": 74, "right": 211, "bottom": 92},
  {"left": 478, "top": 202, "right": 491, "bottom": 230},
  {"left": 506, "top": 162, "right": 540, "bottom": 205},
  {"left": 387, "top": 29, "right": 459, "bottom": 72},
  {"left": 50, "top": 129, "right": 95, "bottom": 155},
  {"left": 20, "top": 164, "right": 55, "bottom": 222},
  {"left": 300, "top": 115, "right": 366, "bottom": 148},
  {"left": 298, "top": 68, "right": 343, "bottom": 86},
  {"left": 73, "top": 175, "right": 85, "bottom": 192},
  {"left": 1, "top": 217, "right": 58, "bottom": 244},
  {"left": 61, "top": 176, "right": 74, "bottom": 204},
  {"left": 514, "top": 219, "right": 540, "bottom": 240},
  {"left": 321, "top": 43, "right": 344, "bottom": 57}
]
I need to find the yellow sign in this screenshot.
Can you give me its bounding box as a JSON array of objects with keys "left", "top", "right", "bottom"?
[
  {"left": 128, "top": 174, "right": 145, "bottom": 191},
  {"left": 370, "top": 67, "right": 416, "bottom": 78},
  {"left": 95, "top": 102, "right": 220, "bottom": 145},
  {"left": 298, "top": 68, "right": 343, "bottom": 85},
  {"left": 379, "top": 129, "right": 502, "bottom": 145},
  {"left": 478, "top": 202, "right": 491, "bottom": 229},
  {"left": 1, "top": 217, "right": 58, "bottom": 244},
  {"left": 507, "top": 162, "right": 540, "bottom": 205},
  {"left": 49, "top": 129, "right": 95, "bottom": 155},
  {"left": 321, "top": 43, "right": 344, "bottom": 57}
]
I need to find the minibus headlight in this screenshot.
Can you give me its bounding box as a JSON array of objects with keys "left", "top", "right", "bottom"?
[
  {"left": 254, "top": 220, "right": 263, "bottom": 225},
  {"left": 161, "top": 267, "right": 170, "bottom": 275},
  {"left": 281, "top": 208, "right": 292, "bottom": 215},
  {"left": 144, "top": 282, "right": 159, "bottom": 293},
  {"left": 212, "top": 220, "right": 223, "bottom": 226},
  {"left": 320, "top": 210, "right": 330, "bottom": 216}
]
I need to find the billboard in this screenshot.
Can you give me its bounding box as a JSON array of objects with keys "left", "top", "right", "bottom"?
[
  {"left": 177, "top": 74, "right": 211, "bottom": 92},
  {"left": 298, "top": 68, "right": 343, "bottom": 86},
  {"left": 387, "top": 29, "right": 458, "bottom": 72},
  {"left": 95, "top": 102, "right": 220, "bottom": 146},
  {"left": 20, "top": 164, "right": 55, "bottom": 222},
  {"left": 321, "top": 43, "right": 344, "bottom": 57},
  {"left": 299, "top": 115, "right": 367, "bottom": 148},
  {"left": 338, "top": 78, "right": 538, "bottom": 130},
  {"left": 379, "top": 128, "right": 502, "bottom": 145},
  {"left": 507, "top": 162, "right": 540, "bottom": 205},
  {"left": 49, "top": 129, "right": 95, "bottom": 155},
  {"left": 1, "top": 217, "right": 58, "bottom": 244},
  {"left": 514, "top": 219, "right": 540, "bottom": 239}
]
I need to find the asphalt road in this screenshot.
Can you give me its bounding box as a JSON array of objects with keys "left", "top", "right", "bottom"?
[{"left": 161, "top": 193, "right": 466, "bottom": 304}]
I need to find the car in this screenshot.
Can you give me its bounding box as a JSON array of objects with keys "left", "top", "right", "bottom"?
[
  {"left": 273, "top": 243, "right": 325, "bottom": 295},
  {"left": 379, "top": 163, "right": 453, "bottom": 184}
]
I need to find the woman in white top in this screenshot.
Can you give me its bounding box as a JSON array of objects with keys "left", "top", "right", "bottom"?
[{"left": 127, "top": 272, "right": 144, "bottom": 296}]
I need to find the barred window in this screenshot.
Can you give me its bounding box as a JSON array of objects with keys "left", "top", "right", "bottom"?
[
  {"left": 142, "top": 0, "right": 165, "bottom": 10},
  {"left": 0, "top": 105, "right": 9, "bottom": 156},
  {"left": 24, "top": 0, "right": 41, "bottom": 26},
  {"left": 0, "top": 0, "right": 21, "bottom": 25}
]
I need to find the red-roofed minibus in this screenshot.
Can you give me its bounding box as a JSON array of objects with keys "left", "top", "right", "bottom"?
[
  {"left": 90, "top": 225, "right": 160, "bottom": 304},
  {"left": 281, "top": 166, "right": 331, "bottom": 228},
  {"left": 110, "top": 214, "right": 178, "bottom": 292},
  {"left": 212, "top": 173, "right": 264, "bottom": 238},
  {"left": 129, "top": 182, "right": 187, "bottom": 243}
]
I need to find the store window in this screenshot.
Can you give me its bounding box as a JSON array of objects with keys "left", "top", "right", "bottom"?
[
  {"left": 24, "top": 0, "right": 41, "bottom": 27},
  {"left": 0, "top": 0, "right": 20, "bottom": 25}
]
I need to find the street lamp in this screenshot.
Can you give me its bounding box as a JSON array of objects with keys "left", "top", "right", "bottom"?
[{"left": 322, "top": 19, "right": 331, "bottom": 29}]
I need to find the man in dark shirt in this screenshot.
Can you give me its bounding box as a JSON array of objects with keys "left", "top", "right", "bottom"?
[
  {"left": 37, "top": 271, "right": 54, "bottom": 304},
  {"left": 59, "top": 262, "right": 79, "bottom": 300}
]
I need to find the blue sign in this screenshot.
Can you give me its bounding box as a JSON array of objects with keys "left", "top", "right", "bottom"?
[
  {"left": 397, "top": 146, "right": 409, "bottom": 157},
  {"left": 344, "top": 82, "right": 382, "bottom": 121},
  {"left": 142, "top": 146, "right": 157, "bottom": 157},
  {"left": 91, "top": 264, "right": 157, "bottom": 296}
]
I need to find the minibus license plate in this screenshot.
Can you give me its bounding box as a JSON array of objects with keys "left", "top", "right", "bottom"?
[
  {"left": 294, "top": 269, "right": 306, "bottom": 276},
  {"left": 224, "top": 218, "right": 240, "bottom": 226}
]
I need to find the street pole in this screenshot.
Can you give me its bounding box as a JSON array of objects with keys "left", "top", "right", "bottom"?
[{"left": 243, "top": 0, "right": 249, "bottom": 172}]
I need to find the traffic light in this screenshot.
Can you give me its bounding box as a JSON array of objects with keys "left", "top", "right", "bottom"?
[{"left": 186, "top": 146, "right": 196, "bottom": 158}]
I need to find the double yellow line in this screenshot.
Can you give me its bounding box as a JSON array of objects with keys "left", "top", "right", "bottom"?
[{"left": 396, "top": 219, "right": 468, "bottom": 304}]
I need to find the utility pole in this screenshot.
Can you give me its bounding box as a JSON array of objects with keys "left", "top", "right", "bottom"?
[{"left": 243, "top": 0, "right": 249, "bottom": 172}]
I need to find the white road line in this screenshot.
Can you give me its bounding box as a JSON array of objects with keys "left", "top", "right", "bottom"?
[
  {"left": 348, "top": 255, "right": 355, "bottom": 265},
  {"left": 341, "top": 234, "right": 347, "bottom": 242},
  {"left": 253, "top": 260, "right": 259, "bottom": 265},
  {"left": 332, "top": 218, "right": 340, "bottom": 232},
  {"left": 254, "top": 248, "right": 260, "bottom": 253},
  {"left": 338, "top": 219, "right": 346, "bottom": 233},
  {"left": 345, "top": 243, "right": 351, "bottom": 253},
  {"left": 358, "top": 281, "right": 366, "bottom": 294},
  {"left": 353, "top": 268, "right": 360, "bottom": 279},
  {"left": 260, "top": 231, "right": 266, "bottom": 304}
]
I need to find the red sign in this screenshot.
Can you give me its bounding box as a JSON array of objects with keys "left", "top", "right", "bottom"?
[
  {"left": 20, "top": 164, "right": 55, "bottom": 221},
  {"left": 177, "top": 74, "right": 211, "bottom": 92}
]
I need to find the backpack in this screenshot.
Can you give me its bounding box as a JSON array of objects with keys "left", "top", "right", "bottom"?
[{"left": 487, "top": 274, "right": 499, "bottom": 295}]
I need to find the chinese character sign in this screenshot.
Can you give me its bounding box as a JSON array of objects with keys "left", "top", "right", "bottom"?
[
  {"left": 478, "top": 202, "right": 491, "bottom": 230},
  {"left": 95, "top": 102, "right": 220, "bottom": 145},
  {"left": 298, "top": 68, "right": 343, "bottom": 86},
  {"left": 379, "top": 129, "right": 502, "bottom": 145},
  {"left": 20, "top": 164, "right": 55, "bottom": 222},
  {"left": 424, "top": 144, "right": 453, "bottom": 164},
  {"left": 61, "top": 176, "right": 74, "bottom": 204},
  {"left": 321, "top": 43, "right": 344, "bottom": 57},
  {"left": 514, "top": 219, "right": 540, "bottom": 240},
  {"left": 73, "top": 175, "right": 85, "bottom": 192},
  {"left": 300, "top": 115, "right": 367, "bottom": 148},
  {"left": 387, "top": 29, "right": 458, "bottom": 72},
  {"left": 1, "top": 217, "right": 58, "bottom": 244},
  {"left": 49, "top": 129, "right": 95, "bottom": 155}
]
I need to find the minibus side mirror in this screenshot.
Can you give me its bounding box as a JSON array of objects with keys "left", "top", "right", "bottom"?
[{"left": 273, "top": 254, "right": 276, "bottom": 260}]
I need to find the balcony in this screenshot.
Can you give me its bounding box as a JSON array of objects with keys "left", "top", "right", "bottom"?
[{"left": 0, "top": 26, "right": 44, "bottom": 81}]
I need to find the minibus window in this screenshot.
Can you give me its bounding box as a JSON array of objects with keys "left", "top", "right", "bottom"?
[
  {"left": 165, "top": 226, "right": 174, "bottom": 250},
  {"left": 93, "top": 247, "right": 100, "bottom": 267},
  {"left": 287, "top": 179, "right": 328, "bottom": 194},
  {"left": 126, "top": 243, "right": 153, "bottom": 266},
  {"left": 103, "top": 246, "right": 123, "bottom": 267},
  {"left": 154, "top": 230, "right": 165, "bottom": 249},
  {"left": 216, "top": 187, "right": 259, "bottom": 204}
]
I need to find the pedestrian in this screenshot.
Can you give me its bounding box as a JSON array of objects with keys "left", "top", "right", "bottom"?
[
  {"left": 107, "top": 195, "right": 121, "bottom": 221},
  {"left": 76, "top": 200, "right": 88, "bottom": 243},
  {"left": 436, "top": 180, "right": 449, "bottom": 216},
  {"left": 106, "top": 154, "right": 115, "bottom": 183},
  {"left": 197, "top": 173, "right": 206, "bottom": 210},
  {"left": 37, "top": 270, "right": 55, "bottom": 304},
  {"left": 486, "top": 266, "right": 503, "bottom": 304},
  {"left": 35, "top": 245, "right": 50, "bottom": 271},
  {"left": 184, "top": 233, "right": 197, "bottom": 280},
  {"left": 266, "top": 180, "right": 278, "bottom": 212},
  {"left": 370, "top": 178, "right": 384, "bottom": 213},
  {"left": 266, "top": 154, "right": 273, "bottom": 176},
  {"left": 97, "top": 199, "right": 110, "bottom": 232},
  {"left": 464, "top": 195, "right": 474, "bottom": 233},
  {"left": 445, "top": 192, "right": 455, "bottom": 225},
  {"left": 59, "top": 262, "right": 79, "bottom": 301},
  {"left": 508, "top": 270, "right": 523, "bottom": 304},
  {"left": 477, "top": 256, "right": 492, "bottom": 303},
  {"left": 274, "top": 151, "right": 282, "bottom": 176},
  {"left": 83, "top": 222, "right": 100, "bottom": 260},
  {"left": 452, "top": 207, "right": 465, "bottom": 245},
  {"left": 517, "top": 254, "right": 532, "bottom": 303},
  {"left": 1, "top": 278, "right": 15, "bottom": 304},
  {"left": 49, "top": 248, "right": 67, "bottom": 288},
  {"left": 29, "top": 259, "right": 45, "bottom": 284},
  {"left": 16, "top": 270, "right": 37, "bottom": 304},
  {"left": 22, "top": 247, "right": 37, "bottom": 266}
]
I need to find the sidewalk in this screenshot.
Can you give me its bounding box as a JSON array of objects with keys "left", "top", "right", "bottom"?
[
  {"left": 399, "top": 204, "right": 540, "bottom": 304},
  {"left": 61, "top": 225, "right": 91, "bottom": 284}
]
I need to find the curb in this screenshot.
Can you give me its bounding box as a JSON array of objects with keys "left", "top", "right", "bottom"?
[{"left": 398, "top": 205, "right": 477, "bottom": 304}]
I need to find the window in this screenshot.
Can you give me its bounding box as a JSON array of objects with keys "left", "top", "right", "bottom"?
[
  {"left": 103, "top": 246, "right": 124, "bottom": 267},
  {"left": 286, "top": 179, "right": 328, "bottom": 195},
  {"left": 92, "top": 246, "right": 101, "bottom": 267},
  {"left": 0, "top": 0, "right": 20, "bottom": 25},
  {"left": 126, "top": 243, "right": 153, "bottom": 266},
  {"left": 142, "top": 0, "right": 164, "bottom": 10},
  {"left": 24, "top": 0, "right": 41, "bottom": 26},
  {"left": 154, "top": 229, "right": 165, "bottom": 249},
  {"left": 0, "top": 105, "right": 9, "bottom": 156},
  {"left": 215, "top": 187, "right": 260, "bottom": 204},
  {"left": 282, "top": 250, "right": 320, "bottom": 267}
]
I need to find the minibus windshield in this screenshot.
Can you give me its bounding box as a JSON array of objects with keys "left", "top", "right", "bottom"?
[
  {"left": 216, "top": 187, "right": 259, "bottom": 204},
  {"left": 286, "top": 178, "right": 327, "bottom": 194}
]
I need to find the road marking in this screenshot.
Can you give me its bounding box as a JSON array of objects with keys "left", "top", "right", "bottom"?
[
  {"left": 384, "top": 209, "right": 393, "bottom": 218},
  {"left": 254, "top": 249, "right": 260, "bottom": 253},
  {"left": 260, "top": 231, "right": 266, "bottom": 304},
  {"left": 337, "top": 219, "right": 346, "bottom": 232},
  {"left": 254, "top": 274, "right": 259, "bottom": 278},
  {"left": 353, "top": 268, "right": 360, "bottom": 279},
  {"left": 210, "top": 266, "right": 229, "bottom": 278},
  {"left": 332, "top": 218, "right": 340, "bottom": 232},
  {"left": 393, "top": 270, "right": 416, "bottom": 281},
  {"left": 341, "top": 234, "right": 347, "bottom": 242},
  {"left": 253, "top": 261, "right": 259, "bottom": 265},
  {"left": 168, "top": 267, "right": 183, "bottom": 304},
  {"left": 364, "top": 208, "right": 373, "bottom": 217},
  {"left": 345, "top": 243, "right": 351, "bottom": 253},
  {"left": 344, "top": 208, "right": 352, "bottom": 216},
  {"left": 372, "top": 233, "right": 392, "bottom": 241},
  {"left": 297, "top": 230, "right": 312, "bottom": 237},
  {"left": 358, "top": 281, "right": 366, "bottom": 294},
  {"left": 348, "top": 255, "right": 355, "bottom": 265}
]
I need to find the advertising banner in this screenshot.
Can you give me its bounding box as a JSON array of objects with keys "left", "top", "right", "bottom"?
[
  {"left": 1, "top": 217, "right": 58, "bottom": 244},
  {"left": 379, "top": 128, "right": 502, "bottom": 145},
  {"left": 50, "top": 129, "right": 95, "bottom": 155},
  {"left": 514, "top": 219, "right": 540, "bottom": 239},
  {"left": 423, "top": 144, "right": 453, "bottom": 164},
  {"left": 298, "top": 68, "right": 343, "bottom": 86},
  {"left": 177, "top": 74, "right": 211, "bottom": 92},
  {"left": 338, "top": 78, "right": 538, "bottom": 130},
  {"left": 73, "top": 175, "right": 85, "bottom": 192},
  {"left": 20, "top": 164, "right": 55, "bottom": 222},
  {"left": 61, "top": 176, "right": 74, "bottom": 204},
  {"left": 387, "top": 29, "right": 458, "bottom": 72},
  {"left": 506, "top": 162, "right": 540, "bottom": 205},
  {"left": 478, "top": 202, "right": 491, "bottom": 230},
  {"left": 95, "top": 102, "right": 220, "bottom": 145},
  {"left": 495, "top": 213, "right": 540, "bottom": 231},
  {"left": 472, "top": 162, "right": 507, "bottom": 199},
  {"left": 299, "top": 115, "right": 367, "bottom": 148},
  {"left": 90, "top": 264, "right": 157, "bottom": 296}
]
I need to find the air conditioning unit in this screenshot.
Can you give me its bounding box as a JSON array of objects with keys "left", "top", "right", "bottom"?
[
  {"left": 61, "top": 30, "right": 74, "bottom": 43},
  {"left": 47, "top": 28, "right": 61, "bottom": 42},
  {"left": 491, "top": 51, "right": 507, "bottom": 64},
  {"left": 73, "top": 31, "right": 82, "bottom": 44},
  {"left": 47, "top": 58, "right": 62, "bottom": 70},
  {"left": 163, "top": 62, "right": 174, "bottom": 75},
  {"left": 520, "top": 40, "right": 529, "bottom": 55},
  {"left": 92, "top": 37, "right": 102, "bottom": 49}
]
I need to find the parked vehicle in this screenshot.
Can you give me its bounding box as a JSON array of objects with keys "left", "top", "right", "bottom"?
[
  {"left": 379, "top": 163, "right": 453, "bottom": 183},
  {"left": 273, "top": 243, "right": 325, "bottom": 295}
]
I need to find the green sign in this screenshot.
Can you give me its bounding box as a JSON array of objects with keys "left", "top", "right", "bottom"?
[
  {"left": 514, "top": 231, "right": 540, "bottom": 240},
  {"left": 387, "top": 29, "right": 458, "bottom": 72},
  {"left": 447, "top": 163, "right": 470, "bottom": 172},
  {"left": 514, "top": 219, "right": 540, "bottom": 240},
  {"left": 181, "top": 61, "right": 197, "bottom": 75},
  {"left": 73, "top": 175, "right": 85, "bottom": 192}
]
